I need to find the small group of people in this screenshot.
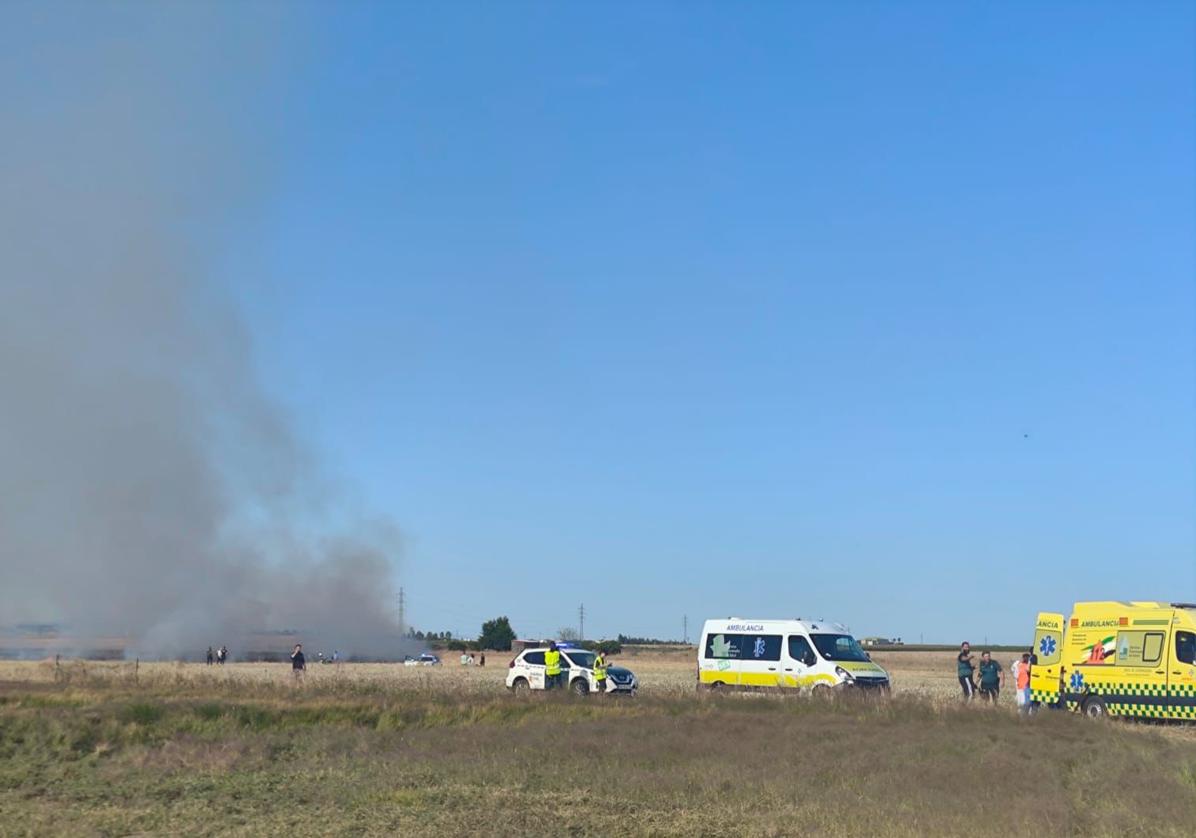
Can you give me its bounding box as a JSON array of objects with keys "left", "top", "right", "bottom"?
[
  {"left": 459, "top": 652, "right": 486, "bottom": 666},
  {"left": 543, "top": 641, "right": 608, "bottom": 694},
  {"left": 205, "top": 645, "right": 229, "bottom": 665},
  {"left": 956, "top": 641, "right": 1035, "bottom": 713}
]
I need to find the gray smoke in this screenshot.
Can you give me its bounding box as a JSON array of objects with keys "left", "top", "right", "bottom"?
[{"left": 0, "top": 8, "right": 403, "bottom": 658}]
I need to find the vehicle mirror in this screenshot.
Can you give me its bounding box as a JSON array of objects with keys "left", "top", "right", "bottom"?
[{"left": 803, "top": 652, "right": 816, "bottom": 667}]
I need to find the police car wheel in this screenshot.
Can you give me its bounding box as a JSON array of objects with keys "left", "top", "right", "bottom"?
[
  {"left": 571, "top": 678, "right": 590, "bottom": 697},
  {"left": 1082, "top": 696, "right": 1107, "bottom": 718},
  {"left": 512, "top": 678, "right": 530, "bottom": 695}
]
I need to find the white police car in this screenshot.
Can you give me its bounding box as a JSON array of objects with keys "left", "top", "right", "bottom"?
[{"left": 506, "top": 646, "right": 638, "bottom": 696}]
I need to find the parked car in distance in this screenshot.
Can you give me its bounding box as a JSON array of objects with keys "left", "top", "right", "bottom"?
[
  {"left": 403, "top": 653, "right": 441, "bottom": 666},
  {"left": 506, "top": 647, "right": 637, "bottom": 696}
]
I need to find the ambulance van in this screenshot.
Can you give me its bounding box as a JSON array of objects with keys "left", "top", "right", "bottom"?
[
  {"left": 1030, "top": 602, "right": 1196, "bottom": 719},
  {"left": 697, "top": 618, "right": 890, "bottom": 692}
]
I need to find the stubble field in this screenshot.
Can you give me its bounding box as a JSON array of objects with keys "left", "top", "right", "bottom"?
[{"left": 3, "top": 650, "right": 1196, "bottom": 836}]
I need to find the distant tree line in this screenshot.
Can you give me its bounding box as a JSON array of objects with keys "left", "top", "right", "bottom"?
[
  {"left": 405, "top": 616, "right": 518, "bottom": 652},
  {"left": 617, "top": 634, "right": 685, "bottom": 646},
  {"left": 407, "top": 617, "right": 625, "bottom": 655},
  {"left": 405, "top": 628, "right": 456, "bottom": 642},
  {"left": 578, "top": 639, "right": 622, "bottom": 655}
]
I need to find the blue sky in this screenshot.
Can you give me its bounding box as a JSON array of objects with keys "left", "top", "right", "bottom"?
[{"left": 17, "top": 3, "right": 1195, "bottom": 644}]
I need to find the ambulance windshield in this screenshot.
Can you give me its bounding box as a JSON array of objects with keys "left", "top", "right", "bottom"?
[{"left": 811, "top": 634, "right": 870, "bottom": 662}]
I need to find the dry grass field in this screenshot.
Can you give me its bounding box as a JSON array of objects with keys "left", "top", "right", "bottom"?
[
  {"left": 3, "top": 651, "right": 1196, "bottom": 836},
  {"left": 0, "top": 648, "right": 1050, "bottom": 701}
]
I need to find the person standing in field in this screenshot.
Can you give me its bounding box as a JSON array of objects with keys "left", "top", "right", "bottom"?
[
  {"left": 1015, "top": 652, "right": 1032, "bottom": 715},
  {"left": 206, "top": 646, "right": 214, "bottom": 666},
  {"left": 592, "top": 649, "right": 607, "bottom": 695},
  {"left": 479, "top": 652, "right": 485, "bottom": 667},
  {"left": 544, "top": 641, "right": 562, "bottom": 690},
  {"left": 291, "top": 643, "right": 306, "bottom": 683},
  {"left": 977, "top": 651, "right": 1004, "bottom": 702},
  {"left": 957, "top": 641, "right": 976, "bottom": 700}
]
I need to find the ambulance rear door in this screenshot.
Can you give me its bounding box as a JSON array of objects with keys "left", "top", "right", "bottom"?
[{"left": 1030, "top": 612, "right": 1064, "bottom": 705}]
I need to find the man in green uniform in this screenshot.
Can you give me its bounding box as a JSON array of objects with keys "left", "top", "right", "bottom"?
[
  {"left": 592, "top": 650, "right": 607, "bottom": 695},
  {"left": 544, "top": 641, "right": 562, "bottom": 690},
  {"left": 977, "top": 650, "right": 1004, "bottom": 702}
]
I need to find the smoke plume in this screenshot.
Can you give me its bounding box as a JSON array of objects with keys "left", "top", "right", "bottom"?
[{"left": 0, "top": 9, "right": 402, "bottom": 658}]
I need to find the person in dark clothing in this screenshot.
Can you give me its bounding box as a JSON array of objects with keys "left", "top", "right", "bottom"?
[
  {"left": 291, "top": 643, "right": 306, "bottom": 682},
  {"left": 206, "top": 647, "right": 214, "bottom": 666},
  {"left": 977, "top": 650, "right": 1004, "bottom": 702},
  {"left": 957, "top": 641, "right": 976, "bottom": 700}
]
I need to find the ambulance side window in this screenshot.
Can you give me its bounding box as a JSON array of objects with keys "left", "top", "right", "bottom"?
[
  {"left": 705, "top": 633, "right": 782, "bottom": 661},
  {"left": 788, "top": 636, "right": 816, "bottom": 666},
  {"left": 747, "top": 635, "right": 782, "bottom": 661},
  {"left": 1142, "top": 633, "right": 1164, "bottom": 665},
  {"left": 1116, "top": 631, "right": 1164, "bottom": 666},
  {"left": 1176, "top": 632, "right": 1196, "bottom": 665},
  {"left": 705, "top": 634, "right": 743, "bottom": 659}
]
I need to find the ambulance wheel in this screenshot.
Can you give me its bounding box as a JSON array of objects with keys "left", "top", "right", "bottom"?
[
  {"left": 812, "top": 684, "right": 832, "bottom": 698},
  {"left": 1082, "top": 696, "right": 1107, "bottom": 719},
  {"left": 571, "top": 678, "right": 590, "bottom": 697}
]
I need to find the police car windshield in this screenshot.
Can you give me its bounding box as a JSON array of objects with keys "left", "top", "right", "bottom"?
[
  {"left": 563, "top": 650, "right": 596, "bottom": 668},
  {"left": 811, "top": 634, "right": 869, "bottom": 662}
]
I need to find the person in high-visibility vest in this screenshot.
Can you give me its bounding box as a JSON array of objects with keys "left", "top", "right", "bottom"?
[
  {"left": 544, "top": 641, "right": 562, "bottom": 690},
  {"left": 592, "top": 650, "right": 607, "bottom": 695}
]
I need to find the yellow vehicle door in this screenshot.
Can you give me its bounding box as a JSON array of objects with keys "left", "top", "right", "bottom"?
[
  {"left": 1167, "top": 629, "right": 1196, "bottom": 721},
  {"left": 1030, "top": 612, "right": 1064, "bottom": 706},
  {"left": 1102, "top": 628, "right": 1168, "bottom": 718}
]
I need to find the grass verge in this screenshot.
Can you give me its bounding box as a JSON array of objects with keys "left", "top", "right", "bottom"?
[{"left": 2, "top": 679, "right": 1195, "bottom": 836}]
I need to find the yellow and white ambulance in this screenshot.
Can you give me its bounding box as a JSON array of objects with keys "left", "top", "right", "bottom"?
[
  {"left": 1030, "top": 602, "right": 1196, "bottom": 719},
  {"left": 697, "top": 618, "right": 890, "bottom": 692}
]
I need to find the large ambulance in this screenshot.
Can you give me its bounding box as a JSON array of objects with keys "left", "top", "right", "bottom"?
[
  {"left": 697, "top": 618, "right": 890, "bottom": 692},
  {"left": 1030, "top": 602, "right": 1196, "bottom": 719}
]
